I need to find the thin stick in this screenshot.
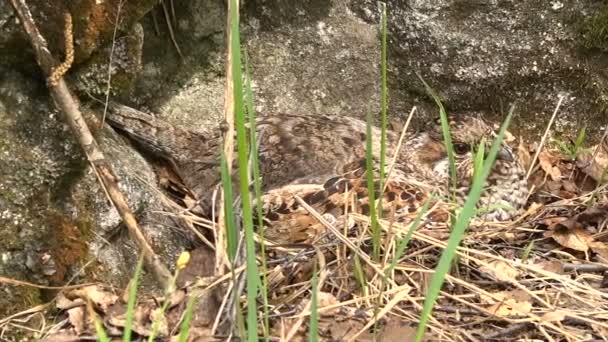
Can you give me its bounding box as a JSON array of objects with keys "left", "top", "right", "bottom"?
[
  {"left": 384, "top": 106, "right": 417, "bottom": 193},
  {"left": 9, "top": 1, "right": 171, "bottom": 288},
  {"left": 294, "top": 195, "right": 398, "bottom": 287},
  {"left": 525, "top": 95, "right": 565, "bottom": 180},
  {"left": 100, "top": 0, "right": 124, "bottom": 127},
  {"left": 284, "top": 248, "right": 327, "bottom": 341}
]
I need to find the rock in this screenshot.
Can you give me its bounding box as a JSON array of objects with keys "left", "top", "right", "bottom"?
[
  {"left": 350, "top": 0, "right": 608, "bottom": 139},
  {"left": 130, "top": 0, "right": 608, "bottom": 142},
  {"left": 0, "top": 69, "right": 187, "bottom": 317}
]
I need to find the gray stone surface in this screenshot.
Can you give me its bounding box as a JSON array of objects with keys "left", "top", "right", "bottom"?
[
  {"left": 0, "top": 69, "right": 185, "bottom": 317},
  {"left": 129, "top": 0, "right": 608, "bottom": 140}
]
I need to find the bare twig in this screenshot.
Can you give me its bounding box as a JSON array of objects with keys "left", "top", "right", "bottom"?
[
  {"left": 9, "top": 0, "right": 171, "bottom": 288},
  {"left": 161, "top": 0, "right": 183, "bottom": 59},
  {"left": 526, "top": 94, "right": 565, "bottom": 180},
  {"left": 384, "top": 106, "right": 417, "bottom": 193},
  {"left": 100, "top": 0, "right": 125, "bottom": 127},
  {"left": 0, "top": 276, "right": 95, "bottom": 291},
  {"left": 284, "top": 248, "right": 327, "bottom": 341}
]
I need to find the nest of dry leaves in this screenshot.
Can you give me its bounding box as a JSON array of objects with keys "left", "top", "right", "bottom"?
[{"left": 3, "top": 140, "right": 608, "bottom": 342}]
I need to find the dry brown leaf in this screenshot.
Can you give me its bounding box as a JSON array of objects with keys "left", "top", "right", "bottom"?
[
  {"left": 577, "top": 144, "right": 608, "bottom": 182},
  {"left": 317, "top": 292, "right": 339, "bottom": 316},
  {"left": 482, "top": 290, "right": 532, "bottom": 317},
  {"left": 379, "top": 321, "right": 417, "bottom": 342},
  {"left": 534, "top": 259, "right": 564, "bottom": 274},
  {"left": 68, "top": 285, "right": 118, "bottom": 311},
  {"left": 545, "top": 224, "right": 593, "bottom": 252},
  {"left": 542, "top": 310, "right": 567, "bottom": 322},
  {"left": 56, "top": 291, "right": 78, "bottom": 310},
  {"left": 480, "top": 259, "right": 519, "bottom": 282},
  {"left": 590, "top": 241, "right": 608, "bottom": 260},
  {"left": 539, "top": 151, "right": 562, "bottom": 181},
  {"left": 520, "top": 202, "right": 543, "bottom": 218},
  {"left": 487, "top": 297, "right": 532, "bottom": 317},
  {"left": 66, "top": 307, "right": 85, "bottom": 334},
  {"left": 108, "top": 305, "right": 153, "bottom": 337}
]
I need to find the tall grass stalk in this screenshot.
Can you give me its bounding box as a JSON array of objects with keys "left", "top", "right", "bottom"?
[
  {"left": 417, "top": 74, "right": 457, "bottom": 202},
  {"left": 378, "top": 1, "right": 389, "bottom": 203},
  {"left": 353, "top": 254, "right": 367, "bottom": 295},
  {"left": 221, "top": 150, "right": 247, "bottom": 339},
  {"left": 90, "top": 302, "right": 110, "bottom": 342},
  {"left": 472, "top": 139, "right": 485, "bottom": 184},
  {"left": 365, "top": 111, "right": 381, "bottom": 261},
  {"left": 177, "top": 290, "right": 198, "bottom": 342},
  {"left": 309, "top": 265, "right": 319, "bottom": 342},
  {"left": 244, "top": 54, "right": 270, "bottom": 340},
  {"left": 414, "top": 108, "right": 515, "bottom": 341},
  {"left": 385, "top": 195, "right": 434, "bottom": 279},
  {"left": 227, "top": 0, "right": 259, "bottom": 339},
  {"left": 123, "top": 253, "right": 145, "bottom": 342},
  {"left": 373, "top": 194, "right": 434, "bottom": 336},
  {"left": 221, "top": 152, "right": 238, "bottom": 263},
  {"left": 148, "top": 281, "right": 176, "bottom": 341}
]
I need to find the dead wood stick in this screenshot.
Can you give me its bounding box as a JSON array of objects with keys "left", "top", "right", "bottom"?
[{"left": 9, "top": 0, "right": 171, "bottom": 288}]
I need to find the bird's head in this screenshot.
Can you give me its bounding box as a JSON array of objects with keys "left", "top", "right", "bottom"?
[{"left": 423, "top": 115, "right": 528, "bottom": 221}]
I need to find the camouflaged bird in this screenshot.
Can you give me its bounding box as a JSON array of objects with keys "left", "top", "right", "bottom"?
[{"left": 105, "top": 103, "right": 528, "bottom": 239}]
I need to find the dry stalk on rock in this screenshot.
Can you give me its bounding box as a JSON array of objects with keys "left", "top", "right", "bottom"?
[{"left": 9, "top": 0, "right": 171, "bottom": 288}]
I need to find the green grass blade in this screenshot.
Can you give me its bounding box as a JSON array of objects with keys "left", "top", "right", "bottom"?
[
  {"left": 123, "top": 252, "right": 145, "bottom": 342},
  {"left": 309, "top": 265, "right": 319, "bottom": 342},
  {"left": 521, "top": 240, "right": 535, "bottom": 262},
  {"left": 386, "top": 194, "right": 435, "bottom": 279},
  {"left": 220, "top": 151, "right": 238, "bottom": 263},
  {"left": 574, "top": 126, "right": 587, "bottom": 151},
  {"left": 417, "top": 74, "right": 457, "bottom": 201},
  {"left": 177, "top": 291, "right": 198, "bottom": 342},
  {"left": 353, "top": 255, "right": 367, "bottom": 295},
  {"left": 473, "top": 139, "right": 485, "bottom": 181},
  {"left": 148, "top": 274, "right": 177, "bottom": 342},
  {"left": 92, "top": 313, "right": 110, "bottom": 342},
  {"left": 244, "top": 52, "right": 270, "bottom": 341},
  {"left": 373, "top": 194, "right": 434, "bottom": 335},
  {"left": 415, "top": 108, "right": 514, "bottom": 341},
  {"left": 556, "top": 140, "right": 574, "bottom": 159},
  {"left": 378, "top": 1, "right": 389, "bottom": 199},
  {"left": 365, "top": 111, "right": 381, "bottom": 261},
  {"left": 228, "top": 0, "right": 259, "bottom": 339}
]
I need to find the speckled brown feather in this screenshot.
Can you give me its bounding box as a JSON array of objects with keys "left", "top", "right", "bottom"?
[
  {"left": 107, "top": 104, "right": 431, "bottom": 212},
  {"left": 257, "top": 163, "right": 444, "bottom": 244},
  {"left": 105, "top": 103, "right": 528, "bottom": 226}
]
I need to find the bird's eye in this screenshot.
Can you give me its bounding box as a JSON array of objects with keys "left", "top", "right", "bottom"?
[{"left": 453, "top": 143, "right": 469, "bottom": 155}]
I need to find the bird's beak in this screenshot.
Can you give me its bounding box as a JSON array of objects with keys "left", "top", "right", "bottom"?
[{"left": 497, "top": 145, "right": 514, "bottom": 162}]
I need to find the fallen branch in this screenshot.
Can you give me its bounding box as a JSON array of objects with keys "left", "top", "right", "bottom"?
[{"left": 9, "top": 0, "right": 171, "bottom": 288}]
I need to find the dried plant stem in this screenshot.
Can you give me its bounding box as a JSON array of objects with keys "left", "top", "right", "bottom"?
[
  {"left": 384, "top": 106, "right": 417, "bottom": 193},
  {"left": 284, "top": 249, "right": 327, "bottom": 341},
  {"left": 525, "top": 94, "right": 565, "bottom": 180},
  {"left": 100, "top": 0, "right": 124, "bottom": 127},
  {"left": 216, "top": 0, "right": 238, "bottom": 276},
  {"left": 9, "top": 0, "right": 171, "bottom": 288}
]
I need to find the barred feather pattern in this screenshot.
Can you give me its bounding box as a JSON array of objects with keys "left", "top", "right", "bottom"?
[{"left": 105, "top": 103, "right": 528, "bottom": 241}]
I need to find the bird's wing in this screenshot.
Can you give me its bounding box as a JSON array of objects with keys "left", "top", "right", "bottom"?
[{"left": 256, "top": 161, "right": 448, "bottom": 245}]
